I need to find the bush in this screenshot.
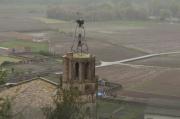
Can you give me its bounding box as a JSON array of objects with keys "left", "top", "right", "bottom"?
[
  {"left": 1, "top": 61, "right": 14, "bottom": 67},
  {"left": 0, "top": 69, "right": 7, "bottom": 85},
  {"left": 43, "top": 88, "right": 92, "bottom": 119},
  {"left": 38, "top": 51, "right": 54, "bottom": 57},
  {"left": 0, "top": 98, "right": 12, "bottom": 119}
]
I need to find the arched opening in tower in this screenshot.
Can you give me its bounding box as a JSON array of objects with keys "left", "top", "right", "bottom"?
[
  {"left": 85, "top": 62, "right": 89, "bottom": 79},
  {"left": 75, "top": 62, "right": 79, "bottom": 79}
]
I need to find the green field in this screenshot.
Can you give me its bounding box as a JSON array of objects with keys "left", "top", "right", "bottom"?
[
  {"left": 0, "top": 56, "right": 21, "bottom": 64},
  {"left": 0, "top": 40, "right": 49, "bottom": 52},
  {"left": 35, "top": 17, "right": 67, "bottom": 24},
  {"left": 97, "top": 100, "right": 121, "bottom": 114},
  {"left": 97, "top": 100, "right": 144, "bottom": 119},
  {"left": 89, "top": 20, "right": 153, "bottom": 27}
]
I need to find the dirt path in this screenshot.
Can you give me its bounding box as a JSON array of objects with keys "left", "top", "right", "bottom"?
[{"left": 97, "top": 51, "right": 180, "bottom": 68}]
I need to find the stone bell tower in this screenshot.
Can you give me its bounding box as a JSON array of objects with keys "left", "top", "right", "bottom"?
[{"left": 62, "top": 19, "right": 97, "bottom": 102}]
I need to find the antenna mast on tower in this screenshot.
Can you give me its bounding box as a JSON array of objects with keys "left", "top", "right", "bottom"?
[{"left": 71, "top": 17, "right": 89, "bottom": 54}]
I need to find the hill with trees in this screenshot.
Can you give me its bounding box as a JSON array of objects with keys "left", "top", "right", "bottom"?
[
  {"left": 1, "top": 0, "right": 180, "bottom": 21},
  {"left": 45, "top": 0, "right": 180, "bottom": 21}
]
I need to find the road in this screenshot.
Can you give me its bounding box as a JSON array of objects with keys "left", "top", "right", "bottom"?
[
  {"left": 97, "top": 51, "right": 180, "bottom": 68},
  {"left": 50, "top": 51, "right": 180, "bottom": 75}
]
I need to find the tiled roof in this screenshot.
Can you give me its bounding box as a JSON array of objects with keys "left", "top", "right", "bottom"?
[{"left": 0, "top": 78, "right": 57, "bottom": 119}]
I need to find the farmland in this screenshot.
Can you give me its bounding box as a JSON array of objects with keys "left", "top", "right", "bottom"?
[
  {"left": 35, "top": 17, "right": 67, "bottom": 24},
  {"left": 1, "top": 4, "right": 180, "bottom": 97},
  {"left": 1, "top": 3, "right": 180, "bottom": 98},
  {"left": 97, "top": 64, "right": 180, "bottom": 97},
  {"left": 1, "top": 2, "right": 180, "bottom": 118},
  {"left": 47, "top": 21, "right": 180, "bottom": 62},
  {"left": 129, "top": 54, "right": 180, "bottom": 68},
  {"left": 97, "top": 100, "right": 144, "bottom": 119},
  {"left": 0, "top": 56, "right": 21, "bottom": 64},
  {"left": 0, "top": 1, "right": 180, "bottom": 119},
  {"left": 0, "top": 39, "right": 49, "bottom": 52}
]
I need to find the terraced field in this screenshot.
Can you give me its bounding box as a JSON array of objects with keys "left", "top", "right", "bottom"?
[
  {"left": 0, "top": 39, "right": 48, "bottom": 52},
  {"left": 0, "top": 56, "right": 21, "bottom": 64}
]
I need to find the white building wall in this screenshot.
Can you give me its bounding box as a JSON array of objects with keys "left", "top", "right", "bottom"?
[{"left": 145, "top": 114, "right": 180, "bottom": 119}]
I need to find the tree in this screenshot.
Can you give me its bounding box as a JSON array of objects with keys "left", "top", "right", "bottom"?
[
  {"left": 43, "top": 88, "right": 89, "bottom": 119},
  {"left": 0, "top": 98, "right": 12, "bottom": 119},
  {"left": 160, "top": 9, "right": 171, "bottom": 21},
  {"left": 170, "top": 0, "right": 180, "bottom": 17},
  {"left": 0, "top": 68, "right": 7, "bottom": 85}
]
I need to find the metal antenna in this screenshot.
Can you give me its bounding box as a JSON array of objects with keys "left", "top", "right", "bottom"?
[{"left": 71, "top": 17, "right": 89, "bottom": 54}]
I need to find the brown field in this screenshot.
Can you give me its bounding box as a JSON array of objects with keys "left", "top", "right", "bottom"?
[
  {"left": 45, "top": 21, "right": 180, "bottom": 98},
  {"left": 130, "top": 69, "right": 180, "bottom": 97},
  {"left": 49, "top": 32, "right": 146, "bottom": 61},
  {"left": 97, "top": 64, "right": 180, "bottom": 97},
  {"left": 0, "top": 13, "right": 50, "bottom": 32},
  {"left": 48, "top": 21, "right": 180, "bottom": 62},
  {"left": 1, "top": 4, "right": 180, "bottom": 99},
  {"left": 129, "top": 54, "right": 180, "bottom": 68},
  {"left": 0, "top": 5, "right": 50, "bottom": 32},
  {"left": 1, "top": 5, "right": 180, "bottom": 62},
  {"left": 85, "top": 22, "right": 180, "bottom": 54}
]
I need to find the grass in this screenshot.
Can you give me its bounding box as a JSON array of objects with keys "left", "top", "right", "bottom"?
[
  {"left": 0, "top": 56, "right": 21, "bottom": 64},
  {"left": 111, "top": 20, "right": 154, "bottom": 26},
  {"left": 35, "top": 17, "right": 67, "bottom": 24},
  {"left": 0, "top": 39, "right": 49, "bottom": 52},
  {"left": 120, "top": 103, "right": 145, "bottom": 119},
  {"left": 56, "top": 59, "right": 63, "bottom": 63},
  {"left": 97, "top": 100, "right": 145, "bottom": 119},
  {"left": 97, "top": 100, "right": 121, "bottom": 114},
  {"left": 88, "top": 20, "right": 154, "bottom": 28},
  {"left": 44, "top": 74, "right": 60, "bottom": 84}
]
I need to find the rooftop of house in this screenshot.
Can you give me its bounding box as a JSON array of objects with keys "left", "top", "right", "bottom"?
[{"left": 0, "top": 78, "right": 58, "bottom": 119}]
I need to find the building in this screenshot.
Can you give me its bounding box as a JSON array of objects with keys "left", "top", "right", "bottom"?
[
  {"left": 62, "top": 52, "right": 96, "bottom": 102},
  {"left": 0, "top": 19, "right": 97, "bottom": 118},
  {"left": 62, "top": 19, "right": 97, "bottom": 103},
  {"left": 0, "top": 78, "right": 58, "bottom": 119}
]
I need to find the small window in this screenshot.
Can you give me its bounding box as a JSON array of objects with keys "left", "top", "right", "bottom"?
[{"left": 85, "top": 85, "right": 92, "bottom": 92}]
